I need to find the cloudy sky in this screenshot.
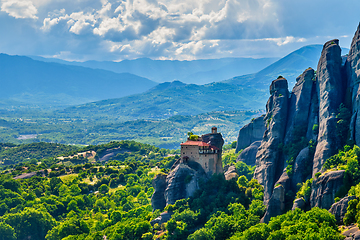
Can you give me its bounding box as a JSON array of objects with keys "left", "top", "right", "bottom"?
[{"left": 0, "top": 0, "right": 359, "bottom": 61}]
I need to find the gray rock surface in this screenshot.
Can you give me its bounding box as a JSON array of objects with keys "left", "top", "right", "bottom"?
[
  {"left": 343, "top": 226, "right": 360, "bottom": 240},
  {"left": 284, "top": 68, "right": 316, "bottom": 144},
  {"left": 202, "top": 132, "right": 224, "bottom": 150},
  {"left": 329, "top": 195, "right": 357, "bottom": 224},
  {"left": 254, "top": 78, "right": 289, "bottom": 204},
  {"left": 291, "top": 147, "right": 311, "bottom": 190},
  {"left": 346, "top": 24, "right": 360, "bottom": 145},
  {"left": 310, "top": 170, "right": 345, "bottom": 209},
  {"left": 236, "top": 141, "right": 261, "bottom": 166},
  {"left": 150, "top": 211, "right": 172, "bottom": 226},
  {"left": 151, "top": 174, "right": 167, "bottom": 211},
  {"left": 164, "top": 161, "right": 206, "bottom": 205},
  {"left": 236, "top": 116, "right": 266, "bottom": 153},
  {"left": 261, "top": 184, "right": 285, "bottom": 223},
  {"left": 313, "top": 39, "right": 344, "bottom": 175},
  {"left": 224, "top": 165, "right": 238, "bottom": 180},
  {"left": 292, "top": 198, "right": 306, "bottom": 211}
]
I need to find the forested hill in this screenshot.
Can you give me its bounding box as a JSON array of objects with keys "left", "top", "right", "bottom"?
[
  {"left": 0, "top": 54, "right": 156, "bottom": 107},
  {"left": 61, "top": 82, "right": 267, "bottom": 120}
]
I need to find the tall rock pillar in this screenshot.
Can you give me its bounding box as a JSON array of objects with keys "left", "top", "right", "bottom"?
[
  {"left": 346, "top": 24, "right": 360, "bottom": 144},
  {"left": 254, "top": 78, "right": 289, "bottom": 204},
  {"left": 313, "top": 39, "right": 343, "bottom": 175}
]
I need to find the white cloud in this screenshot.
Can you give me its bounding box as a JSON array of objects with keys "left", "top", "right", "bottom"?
[
  {"left": 4, "top": 0, "right": 358, "bottom": 61},
  {"left": 1, "top": 0, "right": 38, "bottom": 19}
]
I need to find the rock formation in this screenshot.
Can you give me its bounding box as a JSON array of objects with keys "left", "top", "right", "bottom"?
[
  {"left": 224, "top": 165, "right": 239, "bottom": 180},
  {"left": 254, "top": 78, "right": 289, "bottom": 204},
  {"left": 236, "top": 141, "right": 261, "bottom": 166},
  {"left": 347, "top": 24, "right": 360, "bottom": 145},
  {"left": 151, "top": 174, "right": 167, "bottom": 211},
  {"left": 151, "top": 128, "right": 224, "bottom": 211},
  {"left": 329, "top": 196, "right": 357, "bottom": 224},
  {"left": 236, "top": 116, "right": 266, "bottom": 153},
  {"left": 310, "top": 170, "right": 345, "bottom": 209},
  {"left": 243, "top": 28, "right": 358, "bottom": 221},
  {"left": 313, "top": 39, "right": 344, "bottom": 175},
  {"left": 164, "top": 161, "right": 206, "bottom": 205}
]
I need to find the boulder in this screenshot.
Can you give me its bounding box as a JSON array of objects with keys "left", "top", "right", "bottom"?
[
  {"left": 292, "top": 198, "right": 306, "bottom": 211},
  {"left": 310, "top": 170, "right": 345, "bottom": 209},
  {"left": 151, "top": 174, "right": 167, "bottom": 211},
  {"left": 313, "top": 39, "right": 344, "bottom": 175},
  {"left": 224, "top": 165, "right": 238, "bottom": 180},
  {"left": 150, "top": 211, "right": 172, "bottom": 226},
  {"left": 164, "top": 161, "right": 206, "bottom": 205},
  {"left": 236, "top": 116, "right": 266, "bottom": 153},
  {"left": 254, "top": 78, "right": 289, "bottom": 204},
  {"left": 329, "top": 195, "right": 357, "bottom": 224},
  {"left": 236, "top": 141, "right": 261, "bottom": 166}
]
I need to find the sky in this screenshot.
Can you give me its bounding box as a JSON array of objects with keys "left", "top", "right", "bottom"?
[{"left": 0, "top": 0, "right": 359, "bottom": 61}]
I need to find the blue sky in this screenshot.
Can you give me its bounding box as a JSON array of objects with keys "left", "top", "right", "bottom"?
[{"left": 0, "top": 0, "right": 359, "bottom": 61}]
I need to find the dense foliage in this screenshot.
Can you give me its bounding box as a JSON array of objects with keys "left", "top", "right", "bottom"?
[{"left": 0, "top": 139, "right": 352, "bottom": 240}]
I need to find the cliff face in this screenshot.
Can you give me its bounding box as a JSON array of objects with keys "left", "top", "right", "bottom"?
[
  {"left": 254, "top": 78, "right": 289, "bottom": 204},
  {"left": 313, "top": 39, "right": 344, "bottom": 175},
  {"left": 246, "top": 25, "right": 360, "bottom": 221},
  {"left": 347, "top": 24, "right": 360, "bottom": 144},
  {"left": 236, "top": 116, "right": 266, "bottom": 153},
  {"left": 151, "top": 130, "right": 224, "bottom": 211}
]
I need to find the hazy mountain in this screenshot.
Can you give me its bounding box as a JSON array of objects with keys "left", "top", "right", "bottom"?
[
  {"left": 60, "top": 44, "right": 331, "bottom": 120},
  {"left": 0, "top": 54, "right": 156, "bottom": 107},
  {"left": 60, "top": 81, "right": 267, "bottom": 121},
  {"left": 29, "top": 56, "right": 279, "bottom": 84},
  {"left": 224, "top": 44, "right": 349, "bottom": 89}
]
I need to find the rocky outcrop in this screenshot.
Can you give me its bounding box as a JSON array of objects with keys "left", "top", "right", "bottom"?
[
  {"left": 254, "top": 78, "right": 289, "bottom": 204},
  {"left": 261, "top": 184, "right": 285, "bottom": 223},
  {"left": 150, "top": 211, "right": 172, "bottom": 226},
  {"left": 346, "top": 24, "right": 360, "bottom": 145},
  {"left": 291, "top": 147, "right": 312, "bottom": 190},
  {"left": 329, "top": 196, "right": 357, "bottom": 224},
  {"left": 292, "top": 198, "right": 306, "bottom": 211},
  {"left": 164, "top": 161, "right": 206, "bottom": 205},
  {"left": 236, "top": 116, "right": 266, "bottom": 153},
  {"left": 313, "top": 39, "right": 344, "bottom": 175},
  {"left": 343, "top": 226, "right": 360, "bottom": 240},
  {"left": 202, "top": 131, "right": 224, "bottom": 150},
  {"left": 151, "top": 174, "right": 167, "bottom": 211},
  {"left": 236, "top": 141, "right": 261, "bottom": 166},
  {"left": 310, "top": 170, "right": 345, "bottom": 209},
  {"left": 224, "top": 165, "right": 238, "bottom": 180},
  {"left": 284, "top": 68, "right": 316, "bottom": 144}
]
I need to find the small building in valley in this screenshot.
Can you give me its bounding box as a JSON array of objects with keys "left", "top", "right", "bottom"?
[{"left": 180, "top": 127, "right": 224, "bottom": 175}]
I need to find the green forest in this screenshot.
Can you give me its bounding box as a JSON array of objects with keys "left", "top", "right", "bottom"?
[
  {"left": 0, "top": 140, "right": 357, "bottom": 239},
  {"left": 0, "top": 109, "right": 262, "bottom": 148}
]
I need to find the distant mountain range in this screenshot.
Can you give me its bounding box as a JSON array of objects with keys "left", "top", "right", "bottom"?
[
  {"left": 0, "top": 44, "right": 348, "bottom": 114},
  {"left": 60, "top": 44, "right": 335, "bottom": 120},
  {"left": 29, "top": 56, "right": 279, "bottom": 84},
  {"left": 0, "top": 54, "right": 156, "bottom": 107}
]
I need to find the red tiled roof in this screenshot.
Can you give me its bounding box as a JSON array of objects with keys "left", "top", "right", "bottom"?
[
  {"left": 181, "top": 141, "right": 220, "bottom": 150},
  {"left": 181, "top": 141, "right": 210, "bottom": 146}
]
